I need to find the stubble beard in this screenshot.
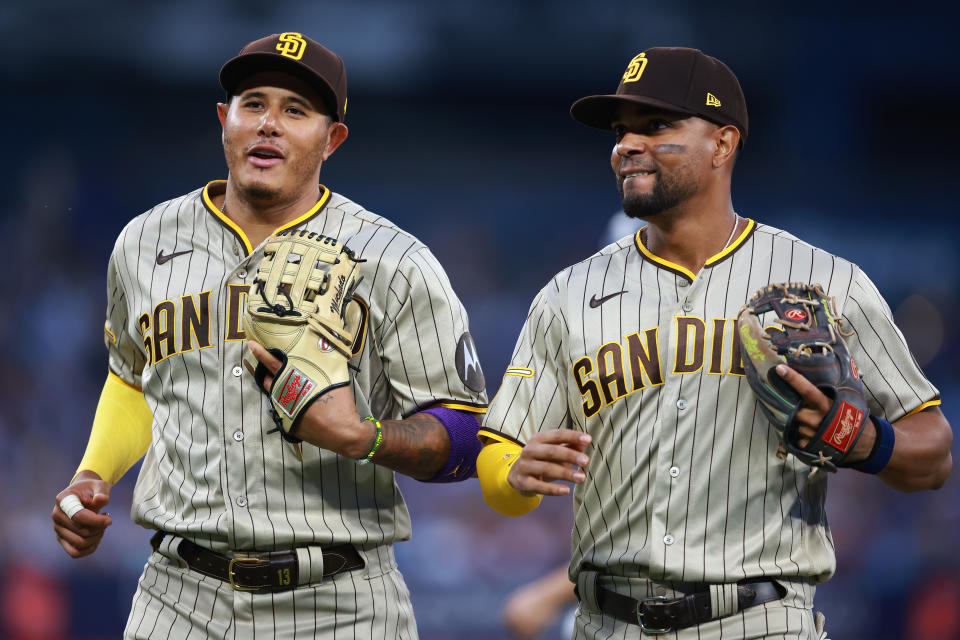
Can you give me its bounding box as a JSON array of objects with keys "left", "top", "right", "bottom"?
[
  {"left": 241, "top": 182, "right": 282, "bottom": 203},
  {"left": 225, "top": 131, "right": 328, "bottom": 207},
  {"left": 619, "top": 166, "right": 699, "bottom": 220}
]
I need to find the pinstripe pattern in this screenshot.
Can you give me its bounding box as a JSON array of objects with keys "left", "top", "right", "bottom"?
[
  {"left": 484, "top": 220, "right": 936, "bottom": 638},
  {"left": 125, "top": 543, "right": 417, "bottom": 639},
  {"left": 109, "top": 181, "right": 485, "bottom": 637},
  {"left": 572, "top": 600, "right": 823, "bottom": 640}
]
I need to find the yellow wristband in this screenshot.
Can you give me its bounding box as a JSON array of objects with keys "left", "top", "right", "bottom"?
[{"left": 476, "top": 441, "right": 542, "bottom": 517}]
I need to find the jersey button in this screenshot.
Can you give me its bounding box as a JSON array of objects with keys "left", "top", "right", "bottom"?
[
  {"left": 669, "top": 466, "right": 680, "bottom": 478},
  {"left": 678, "top": 280, "right": 689, "bottom": 288},
  {"left": 232, "top": 366, "right": 243, "bottom": 377},
  {"left": 676, "top": 399, "right": 687, "bottom": 410},
  {"left": 682, "top": 302, "right": 694, "bottom": 312},
  {"left": 233, "top": 431, "right": 244, "bottom": 442},
  {"left": 236, "top": 496, "right": 248, "bottom": 507},
  {"left": 238, "top": 270, "right": 248, "bottom": 279},
  {"left": 663, "top": 534, "right": 675, "bottom": 545}
]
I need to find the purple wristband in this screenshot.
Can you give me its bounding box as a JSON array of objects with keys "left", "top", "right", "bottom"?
[{"left": 420, "top": 407, "right": 482, "bottom": 483}]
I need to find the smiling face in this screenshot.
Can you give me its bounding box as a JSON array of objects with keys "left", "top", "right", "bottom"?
[
  {"left": 610, "top": 105, "right": 722, "bottom": 220},
  {"left": 216, "top": 71, "right": 347, "bottom": 207}
]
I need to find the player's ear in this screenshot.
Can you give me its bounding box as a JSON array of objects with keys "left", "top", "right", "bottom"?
[
  {"left": 712, "top": 125, "right": 739, "bottom": 169},
  {"left": 217, "top": 102, "right": 231, "bottom": 147},
  {"left": 217, "top": 102, "right": 229, "bottom": 129},
  {"left": 321, "top": 121, "right": 349, "bottom": 161}
]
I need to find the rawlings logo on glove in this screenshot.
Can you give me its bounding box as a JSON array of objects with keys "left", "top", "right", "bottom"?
[{"left": 737, "top": 282, "right": 868, "bottom": 472}]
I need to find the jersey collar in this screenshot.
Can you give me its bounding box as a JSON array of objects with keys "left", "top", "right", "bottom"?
[
  {"left": 201, "top": 180, "right": 331, "bottom": 256},
  {"left": 634, "top": 218, "right": 756, "bottom": 282}
]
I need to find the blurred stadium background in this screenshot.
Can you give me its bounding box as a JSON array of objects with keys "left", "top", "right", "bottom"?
[{"left": 2, "top": 1, "right": 958, "bottom": 638}]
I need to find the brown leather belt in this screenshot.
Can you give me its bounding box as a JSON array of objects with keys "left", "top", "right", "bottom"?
[
  {"left": 594, "top": 579, "right": 784, "bottom": 634},
  {"left": 150, "top": 531, "right": 365, "bottom": 593}
]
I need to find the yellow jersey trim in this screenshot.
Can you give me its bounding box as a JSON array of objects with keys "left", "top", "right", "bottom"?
[
  {"left": 202, "top": 181, "right": 252, "bottom": 255},
  {"left": 274, "top": 187, "right": 331, "bottom": 233},
  {"left": 904, "top": 398, "right": 941, "bottom": 418},
  {"left": 476, "top": 428, "right": 523, "bottom": 446},
  {"left": 634, "top": 218, "right": 756, "bottom": 281},
  {"left": 504, "top": 367, "right": 534, "bottom": 378},
  {"left": 634, "top": 228, "right": 696, "bottom": 280},
  {"left": 438, "top": 402, "right": 488, "bottom": 414},
  {"left": 705, "top": 219, "right": 756, "bottom": 266},
  {"left": 201, "top": 180, "right": 332, "bottom": 256}
]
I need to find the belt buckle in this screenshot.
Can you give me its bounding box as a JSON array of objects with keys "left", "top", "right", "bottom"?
[
  {"left": 228, "top": 556, "right": 265, "bottom": 592},
  {"left": 637, "top": 595, "right": 672, "bottom": 635}
]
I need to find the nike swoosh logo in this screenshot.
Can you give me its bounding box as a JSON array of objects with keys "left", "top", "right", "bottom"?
[
  {"left": 156, "top": 249, "right": 193, "bottom": 265},
  {"left": 589, "top": 290, "right": 627, "bottom": 308}
]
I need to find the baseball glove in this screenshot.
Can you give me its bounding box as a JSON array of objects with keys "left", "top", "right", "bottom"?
[
  {"left": 243, "top": 230, "right": 364, "bottom": 442},
  {"left": 737, "top": 282, "right": 868, "bottom": 472}
]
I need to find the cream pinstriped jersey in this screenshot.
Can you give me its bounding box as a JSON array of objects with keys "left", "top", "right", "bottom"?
[
  {"left": 482, "top": 219, "right": 939, "bottom": 585},
  {"left": 106, "top": 180, "right": 487, "bottom": 553}
]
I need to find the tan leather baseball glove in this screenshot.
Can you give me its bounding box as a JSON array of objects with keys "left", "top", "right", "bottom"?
[{"left": 243, "top": 230, "right": 363, "bottom": 442}]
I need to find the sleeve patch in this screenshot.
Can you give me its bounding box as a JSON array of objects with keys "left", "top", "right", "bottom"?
[
  {"left": 455, "top": 331, "right": 486, "bottom": 393},
  {"left": 104, "top": 321, "right": 117, "bottom": 344}
]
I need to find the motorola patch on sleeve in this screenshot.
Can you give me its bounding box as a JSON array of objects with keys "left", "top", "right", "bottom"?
[{"left": 455, "top": 332, "right": 486, "bottom": 393}]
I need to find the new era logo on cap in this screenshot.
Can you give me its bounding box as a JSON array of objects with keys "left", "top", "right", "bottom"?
[{"left": 571, "top": 47, "right": 748, "bottom": 146}]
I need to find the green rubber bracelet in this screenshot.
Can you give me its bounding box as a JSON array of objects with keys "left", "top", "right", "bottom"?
[{"left": 358, "top": 417, "right": 383, "bottom": 464}]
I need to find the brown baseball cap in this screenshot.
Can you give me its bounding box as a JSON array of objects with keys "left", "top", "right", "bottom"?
[
  {"left": 219, "top": 32, "right": 348, "bottom": 122},
  {"left": 571, "top": 47, "right": 748, "bottom": 145}
]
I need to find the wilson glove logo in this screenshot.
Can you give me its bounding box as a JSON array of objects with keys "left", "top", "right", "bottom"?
[
  {"left": 276, "top": 33, "right": 307, "bottom": 60},
  {"left": 330, "top": 274, "right": 347, "bottom": 314}
]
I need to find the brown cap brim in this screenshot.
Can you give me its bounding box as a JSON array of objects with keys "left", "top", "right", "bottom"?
[
  {"left": 571, "top": 94, "right": 705, "bottom": 130},
  {"left": 219, "top": 52, "right": 342, "bottom": 121}
]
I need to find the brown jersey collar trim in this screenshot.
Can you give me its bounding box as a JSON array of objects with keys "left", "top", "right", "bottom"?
[
  {"left": 201, "top": 180, "right": 332, "bottom": 256},
  {"left": 634, "top": 218, "right": 756, "bottom": 282}
]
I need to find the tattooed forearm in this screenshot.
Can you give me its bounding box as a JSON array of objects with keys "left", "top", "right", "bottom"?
[{"left": 373, "top": 412, "right": 450, "bottom": 480}]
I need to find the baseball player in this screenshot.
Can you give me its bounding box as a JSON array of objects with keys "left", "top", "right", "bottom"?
[
  {"left": 476, "top": 47, "right": 952, "bottom": 639},
  {"left": 498, "top": 211, "right": 640, "bottom": 640},
  {"left": 51, "top": 32, "right": 487, "bottom": 639}
]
